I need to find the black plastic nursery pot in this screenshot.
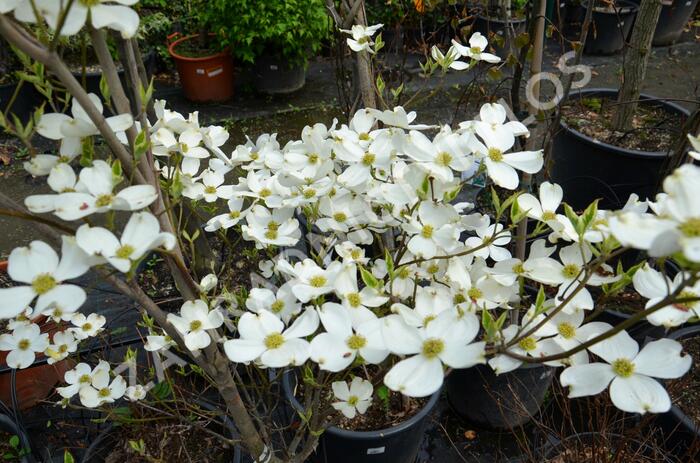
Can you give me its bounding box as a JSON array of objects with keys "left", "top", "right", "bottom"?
[
  {"left": 657, "top": 325, "right": 700, "bottom": 454},
  {"left": 80, "top": 399, "right": 242, "bottom": 462},
  {"left": 0, "top": 414, "right": 34, "bottom": 463},
  {"left": 550, "top": 88, "right": 690, "bottom": 211},
  {"left": 0, "top": 82, "right": 42, "bottom": 125},
  {"left": 583, "top": 1, "right": 638, "bottom": 55},
  {"left": 630, "top": 0, "right": 700, "bottom": 46},
  {"left": 446, "top": 363, "right": 554, "bottom": 430},
  {"left": 539, "top": 432, "right": 674, "bottom": 461},
  {"left": 253, "top": 56, "right": 306, "bottom": 94},
  {"left": 282, "top": 370, "right": 440, "bottom": 463}
]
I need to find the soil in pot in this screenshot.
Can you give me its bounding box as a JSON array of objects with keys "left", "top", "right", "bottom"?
[
  {"left": 561, "top": 96, "right": 683, "bottom": 153},
  {"left": 669, "top": 335, "right": 700, "bottom": 426},
  {"left": 543, "top": 432, "right": 670, "bottom": 462}
]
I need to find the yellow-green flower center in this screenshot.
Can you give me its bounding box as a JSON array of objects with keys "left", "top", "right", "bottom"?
[
  {"left": 362, "top": 152, "right": 375, "bottom": 166},
  {"left": 95, "top": 194, "right": 113, "bottom": 208},
  {"left": 557, "top": 322, "right": 576, "bottom": 339},
  {"left": 454, "top": 293, "right": 466, "bottom": 304},
  {"left": 271, "top": 299, "right": 285, "bottom": 313},
  {"left": 17, "top": 339, "right": 30, "bottom": 350},
  {"left": 358, "top": 133, "right": 370, "bottom": 141},
  {"left": 32, "top": 273, "right": 57, "bottom": 295},
  {"left": 79, "top": 374, "right": 91, "bottom": 384},
  {"left": 346, "top": 334, "right": 367, "bottom": 350},
  {"left": 250, "top": 151, "right": 259, "bottom": 160},
  {"left": 333, "top": 212, "right": 348, "bottom": 223},
  {"left": 308, "top": 153, "right": 319, "bottom": 164},
  {"left": 512, "top": 262, "right": 525, "bottom": 274},
  {"left": 422, "top": 338, "right": 445, "bottom": 359},
  {"left": 518, "top": 336, "right": 537, "bottom": 352},
  {"left": 303, "top": 188, "right": 316, "bottom": 199},
  {"left": 436, "top": 152, "right": 452, "bottom": 167},
  {"left": 542, "top": 211, "right": 557, "bottom": 221},
  {"left": 611, "top": 358, "right": 635, "bottom": 378},
  {"left": 82, "top": 323, "right": 93, "bottom": 332},
  {"left": 264, "top": 229, "right": 278, "bottom": 240},
  {"left": 421, "top": 224, "right": 434, "bottom": 239},
  {"left": 189, "top": 320, "right": 202, "bottom": 331},
  {"left": 488, "top": 147, "right": 503, "bottom": 162},
  {"left": 679, "top": 218, "right": 700, "bottom": 238},
  {"left": 467, "top": 287, "right": 482, "bottom": 300},
  {"left": 229, "top": 210, "right": 240, "bottom": 219},
  {"left": 259, "top": 188, "right": 272, "bottom": 198},
  {"left": 267, "top": 221, "right": 279, "bottom": 232},
  {"left": 58, "top": 344, "right": 68, "bottom": 353},
  {"left": 346, "top": 292, "right": 362, "bottom": 308},
  {"left": 348, "top": 395, "right": 359, "bottom": 406},
  {"left": 115, "top": 244, "right": 135, "bottom": 259},
  {"left": 264, "top": 333, "right": 285, "bottom": 350},
  {"left": 470, "top": 46, "right": 482, "bottom": 54},
  {"left": 427, "top": 263, "right": 440, "bottom": 274},
  {"left": 98, "top": 387, "right": 111, "bottom": 398},
  {"left": 310, "top": 275, "right": 327, "bottom": 288},
  {"left": 423, "top": 314, "right": 437, "bottom": 326},
  {"left": 350, "top": 249, "right": 362, "bottom": 260},
  {"left": 204, "top": 186, "right": 217, "bottom": 195},
  {"left": 562, "top": 264, "right": 580, "bottom": 279},
  {"left": 397, "top": 267, "right": 411, "bottom": 279}
]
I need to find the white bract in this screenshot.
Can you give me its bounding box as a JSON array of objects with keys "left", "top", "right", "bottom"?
[
  {"left": 332, "top": 377, "right": 373, "bottom": 419},
  {"left": 0, "top": 323, "right": 49, "bottom": 369},
  {"left": 167, "top": 300, "right": 224, "bottom": 351},
  {"left": 340, "top": 24, "right": 383, "bottom": 53}
]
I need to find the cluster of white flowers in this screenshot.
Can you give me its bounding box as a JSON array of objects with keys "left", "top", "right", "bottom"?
[{"left": 0, "top": 3, "right": 697, "bottom": 423}]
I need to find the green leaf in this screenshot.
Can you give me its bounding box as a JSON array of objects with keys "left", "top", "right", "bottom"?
[
  {"left": 64, "top": 450, "right": 75, "bottom": 463},
  {"left": 99, "top": 73, "right": 111, "bottom": 103},
  {"left": 384, "top": 248, "right": 394, "bottom": 278},
  {"left": 139, "top": 77, "right": 155, "bottom": 107},
  {"left": 134, "top": 128, "right": 150, "bottom": 161},
  {"left": 376, "top": 384, "right": 390, "bottom": 403},
  {"left": 80, "top": 137, "right": 94, "bottom": 167},
  {"left": 8, "top": 436, "right": 19, "bottom": 448},
  {"left": 481, "top": 310, "right": 496, "bottom": 340},
  {"left": 149, "top": 381, "right": 172, "bottom": 401},
  {"left": 376, "top": 74, "right": 385, "bottom": 94},
  {"left": 418, "top": 175, "right": 430, "bottom": 200},
  {"left": 360, "top": 266, "right": 379, "bottom": 289}
]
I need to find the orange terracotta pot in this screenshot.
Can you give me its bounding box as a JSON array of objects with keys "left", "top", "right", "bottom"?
[
  {"left": 0, "top": 261, "right": 70, "bottom": 410},
  {"left": 168, "top": 33, "right": 235, "bottom": 102}
]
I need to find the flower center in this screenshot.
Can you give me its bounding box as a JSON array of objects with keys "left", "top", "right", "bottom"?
[
  {"left": 265, "top": 229, "right": 278, "bottom": 240},
  {"left": 333, "top": 212, "right": 348, "bottom": 223},
  {"left": 308, "top": 153, "right": 319, "bottom": 164},
  {"left": 518, "top": 337, "right": 537, "bottom": 352},
  {"left": 95, "top": 194, "right": 113, "bottom": 208},
  {"left": 362, "top": 152, "right": 375, "bottom": 166},
  {"left": 98, "top": 387, "right": 111, "bottom": 398},
  {"left": 467, "top": 287, "right": 482, "bottom": 301},
  {"left": 679, "top": 218, "right": 700, "bottom": 238},
  {"left": 115, "top": 244, "right": 135, "bottom": 259},
  {"left": 259, "top": 188, "right": 272, "bottom": 198},
  {"left": 204, "top": 186, "right": 217, "bottom": 195},
  {"left": 454, "top": 293, "right": 466, "bottom": 304},
  {"left": 421, "top": 224, "right": 434, "bottom": 239},
  {"left": 611, "top": 358, "right": 635, "bottom": 378},
  {"left": 17, "top": 339, "right": 30, "bottom": 350},
  {"left": 346, "top": 292, "right": 362, "bottom": 308},
  {"left": 562, "top": 264, "right": 580, "bottom": 279},
  {"left": 436, "top": 152, "right": 452, "bottom": 167},
  {"left": 58, "top": 344, "right": 68, "bottom": 353},
  {"left": 488, "top": 147, "right": 503, "bottom": 162},
  {"left": 267, "top": 221, "right": 279, "bottom": 232},
  {"left": 346, "top": 334, "right": 367, "bottom": 350},
  {"left": 303, "top": 188, "right": 316, "bottom": 199},
  {"left": 421, "top": 338, "right": 445, "bottom": 359},
  {"left": 264, "top": 333, "right": 285, "bottom": 350},
  {"left": 189, "top": 320, "right": 202, "bottom": 331},
  {"left": 557, "top": 323, "right": 576, "bottom": 339},
  {"left": 397, "top": 267, "right": 410, "bottom": 279},
  {"left": 79, "top": 374, "right": 91, "bottom": 384},
  {"left": 348, "top": 395, "right": 359, "bottom": 406},
  {"left": 82, "top": 323, "right": 93, "bottom": 332},
  {"left": 359, "top": 133, "right": 370, "bottom": 141},
  {"left": 427, "top": 263, "right": 440, "bottom": 274},
  {"left": 310, "top": 275, "right": 327, "bottom": 288},
  {"left": 271, "top": 299, "right": 285, "bottom": 313},
  {"left": 350, "top": 249, "right": 362, "bottom": 260},
  {"left": 541, "top": 211, "right": 556, "bottom": 221},
  {"left": 229, "top": 210, "right": 240, "bottom": 219},
  {"left": 32, "top": 273, "right": 57, "bottom": 295},
  {"left": 512, "top": 262, "right": 525, "bottom": 274},
  {"left": 470, "top": 46, "right": 482, "bottom": 54},
  {"left": 423, "top": 314, "right": 437, "bottom": 326}
]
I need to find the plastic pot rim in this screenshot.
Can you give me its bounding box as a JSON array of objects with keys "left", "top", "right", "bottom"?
[
  {"left": 583, "top": 0, "right": 639, "bottom": 15},
  {"left": 559, "top": 88, "right": 691, "bottom": 160},
  {"left": 167, "top": 33, "right": 230, "bottom": 63},
  {"left": 281, "top": 369, "right": 440, "bottom": 440}
]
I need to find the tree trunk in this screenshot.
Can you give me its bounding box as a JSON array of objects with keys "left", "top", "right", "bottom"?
[
  {"left": 612, "top": 0, "right": 663, "bottom": 131},
  {"left": 354, "top": 2, "right": 377, "bottom": 109}
]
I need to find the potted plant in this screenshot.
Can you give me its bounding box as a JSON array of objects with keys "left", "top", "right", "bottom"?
[
  {"left": 630, "top": 0, "right": 700, "bottom": 46},
  {"left": 540, "top": 432, "right": 673, "bottom": 462},
  {"left": 583, "top": 0, "right": 638, "bottom": 55},
  {"left": 204, "top": 0, "right": 329, "bottom": 94},
  {"left": 3, "top": 3, "right": 700, "bottom": 463},
  {"left": 551, "top": 0, "right": 690, "bottom": 210},
  {"left": 469, "top": 0, "right": 529, "bottom": 56}
]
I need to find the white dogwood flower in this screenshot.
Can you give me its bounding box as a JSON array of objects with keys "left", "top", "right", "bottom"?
[
  {"left": 277, "top": 259, "right": 343, "bottom": 303},
  {"left": 382, "top": 311, "right": 485, "bottom": 397},
  {"left": 125, "top": 384, "right": 148, "bottom": 401},
  {"left": 451, "top": 32, "right": 500, "bottom": 63},
  {"left": 560, "top": 332, "right": 691, "bottom": 414},
  {"left": 204, "top": 198, "right": 250, "bottom": 232},
  {"left": 70, "top": 313, "right": 106, "bottom": 340},
  {"left": 310, "top": 302, "right": 388, "bottom": 371},
  {"left": 76, "top": 212, "right": 175, "bottom": 272},
  {"left": 332, "top": 377, "right": 373, "bottom": 419},
  {"left": 633, "top": 264, "right": 700, "bottom": 327},
  {"left": 0, "top": 239, "right": 92, "bottom": 320},
  {"left": 57, "top": 361, "right": 111, "bottom": 400},
  {"left": 0, "top": 323, "right": 49, "bottom": 369},
  {"left": 340, "top": 23, "right": 383, "bottom": 53},
  {"left": 167, "top": 299, "right": 224, "bottom": 351},
  {"left": 242, "top": 205, "right": 301, "bottom": 248},
  {"left": 79, "top": 369, "right": 127, "bottom": 408},
  {"left": 45, "top": 330, "right": 79, "bottom": 365},
  {"left": 518, "top": 182, "right": 563, "bottom": 222},
  {"left": 245, "top": 283, "right": 302, "bottom": 325},
  {"left": 224, "top": 308, "right": 319, "bottom": 367}
]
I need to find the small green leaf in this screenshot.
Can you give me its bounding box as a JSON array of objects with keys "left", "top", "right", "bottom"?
[
  {"left": 360, "top": 266, "right": 379, "bottom": 289},
  {"left": 384, "top": 248, "right": 394, "bottom": 278},
  {"left": 8, "top": 436, "right": 19, "bottom": 448},
  {"left": 99, "top": 73, "right": 111, "bottom": 103},
  {"left": 134, "top": 128, "right": 150, "bottom": 161},
  {"left": 64, "top": 450, "right": 75, "bottom": 463}
]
